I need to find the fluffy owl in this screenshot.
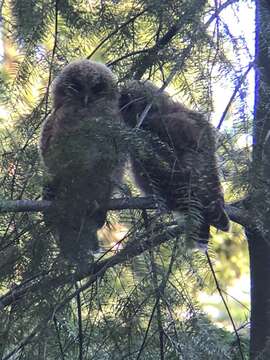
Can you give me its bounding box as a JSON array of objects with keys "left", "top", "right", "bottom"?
[
  {"left": 120, "top": 80, "right": 230, "bottom": 246},
  {"left": 39, "top": 60, "right": 124, "bottom": 264}
]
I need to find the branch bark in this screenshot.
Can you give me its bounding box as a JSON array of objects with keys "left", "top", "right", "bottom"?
[
  {"left": 247, "top": 0, "right": 270, "bottom": 358},
  {"left": 0, "top": 197, "right": 253, "bottom": 228}
]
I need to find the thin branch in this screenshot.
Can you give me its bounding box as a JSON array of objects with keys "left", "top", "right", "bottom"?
[
  {"left": 205, "top": 251, "right": 245, "bottom": 360},
  {"left": 87, "top": 8, "right": 148, "bottom": 59},
  {"left": 0, "top": 0, "right": 5, "bottom": 20},
  {"left": 136, "top": 299, "right": 158, "bottom": 360},
  {"left": 2, "top": 317, "right": 46, "bottom": 360},
  {"left": 2, "top": 285, "right": 77, "bottom": 360},
  {"left": 75, "top": 282, "right": 83, "bottom": 360},
  {"left": 217, "top": 62, "right": 254, "bottom": 130},
  {"left": 44, "top": 0, "right": 59, "bottom": 115},
  {"left": 107, "top": 48, "right": 149, "bottom": 67},
  {"left": 143, "top": 211, "right": 164, "bottom": 360},
  {"left": 0, "top": 199, "right": 52, "bottom": 213},
  {"left": 0, "top": 204, "right": 251, "bottom": 313},
  {"left": 0, "top": 223, "right": 180, "bottom": 311},
  {"left": 222, "top": 288, "right": 250, "bottom": 311},
  {"left": 204, "top": 0, "right": 240, "bottom": 27},
  {"left": 132, "top": 20, "right": 189, "bottom": 80},
  {"left": 53, "top": 316, "right": 66, "bottom": 360},
  {"left": 127, "top": 0, "right": 240, "bottom": 80}
]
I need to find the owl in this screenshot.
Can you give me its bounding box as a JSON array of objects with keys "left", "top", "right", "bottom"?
[
  {"left": 39, "top": 60, "right": 124, "bottom": 264},
  {"left": 119, "top": 80, "right": 230, "bottom": 247}
]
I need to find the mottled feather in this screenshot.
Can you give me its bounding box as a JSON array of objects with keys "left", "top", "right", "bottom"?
[
  {"left": 120, "top": 80, "right": 229, "bottom": 246},
  {"left": 39, "top": 60, "right": 124, "bottom": 264}
]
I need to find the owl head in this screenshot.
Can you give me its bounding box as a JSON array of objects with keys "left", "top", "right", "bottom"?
[
  {"left": 52, "top": 60, "right": 118, "bottom": 109},
  {"left": 119, "top": 80, "right": 171, "bottom": 128}
]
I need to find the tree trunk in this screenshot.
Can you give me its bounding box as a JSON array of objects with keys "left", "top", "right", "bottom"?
[
  {"left": 247, "top": 228, "right": 270, "bottom": 358},
  {"left": 247, "top": 0, "right": 270, "bottom": 358}
]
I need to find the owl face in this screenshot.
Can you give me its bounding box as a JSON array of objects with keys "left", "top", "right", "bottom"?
[
  {"left": 120, "top": 80, "right": 162, "bottom": 127},
  {"left": 52, "top": 60, "right": 118, "bottom": 109},
  {"left": 120, "top": 81, "right": 149, "bottom": 127}
]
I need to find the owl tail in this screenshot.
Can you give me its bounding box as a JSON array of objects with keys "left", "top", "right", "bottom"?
[
  {"left": 58, "top": 221, "right": 99, "bottom": 265},
  {"left": 195, "top": 221, "right": 210, "bottom": 250},
  {"left": 195, "top": 204, "right": 230, "bottom": 251},
  {"left": 206, "top": 199, "right": 230, "bottom": 232},
  {"left": 57, "top": 208, "right": 107, "bottom": 265}
]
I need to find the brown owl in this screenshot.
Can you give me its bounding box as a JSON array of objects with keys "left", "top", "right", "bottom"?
[
  {"left": 39, "top": 60, "right": 124, "bottom": 264},
  {"left": 119, "top": 80, "right": 229, "bottom": 247}
]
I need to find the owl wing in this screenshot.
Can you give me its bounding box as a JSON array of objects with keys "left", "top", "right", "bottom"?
[
  {"left": 39, "top": 113, "right": 55, "bottom": 160},
  {"left": 147, "top": 111, "right": 230, "bottom": 232}
]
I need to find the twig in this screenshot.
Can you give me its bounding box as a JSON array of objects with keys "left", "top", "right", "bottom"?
[
  {"left": 107, "top": 49, "right": 149, "bottom": 67},
  {"left": 136, "top": 299, "right": 158, "bottom": 360},
  {"left": 44, "top": 0, "right": 59, "bottom": 115},
  {"left": 75, "top": 282, "right": 83, "bottom": 360},
  {"left": 217, "top": 62, "right": 254, "bottom": 130},
  {"left": 136, "top": 42, "right": 194, "bottom": 129},
  {"left": 135, "top": 0, "right": 241, "bottom": 128},
  {"left": 143, "top": 210, "right": 164, "bottom": 360},
  {"left": 88, "top": 8, "right": 148, "bottom": 59},
  {"left": 0, "top": 223, "right": 181, "bottom": 311},
  {"left": 204, "top": 0, "right": 240, "bottom": 27},
  {"left": 53, "top": 316, "right": 66, "bottom": 360},
  {"left": 205, "top": 251, "right": 245, "bottom": 360},
  {"left": 2, "top": 318, "right": 46, "bottom": 360}
]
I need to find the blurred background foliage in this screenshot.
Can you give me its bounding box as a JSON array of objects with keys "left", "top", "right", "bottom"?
[{"left": 0, "top": 0, "right": 253, "bottom": 359}]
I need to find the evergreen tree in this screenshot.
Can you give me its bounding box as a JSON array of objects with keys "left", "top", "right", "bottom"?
[{"left": 0, "top": 0, "right": 260, "bottom": 359}]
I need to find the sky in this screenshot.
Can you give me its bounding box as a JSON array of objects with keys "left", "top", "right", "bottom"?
[{"left": 212, "top": 1, "right": 255, "bottom": 132}]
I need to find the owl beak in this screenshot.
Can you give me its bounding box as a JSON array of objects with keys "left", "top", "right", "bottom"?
[{"left": 84, "top": 95, "right": 89, "bottom": 105}]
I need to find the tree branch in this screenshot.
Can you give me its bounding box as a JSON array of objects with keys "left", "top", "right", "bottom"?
[
  {"left": 0, "top": 196, "right": 254, "bottom": 228},
  {"left": 120, "top": 0, "right": 240, "bottom": 79},
  {"left": 0, "top": 197, "right": 252, "bottom": 312},
  {"left": 0, "top": 194, "right": 253, "bottom": 312},
  {"left": 0, "top": 222, "right": 180, "bottom": 311},
  {"left": 217, "top": 62, "right": 254, "bottom": 130},
  {"left": 88, "top": 7, "right": 149, "bottom": 60}
]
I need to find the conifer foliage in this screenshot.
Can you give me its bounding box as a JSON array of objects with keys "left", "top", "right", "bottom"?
[{"left": 0, "top": 0, "right": 260, "bottom": 358}]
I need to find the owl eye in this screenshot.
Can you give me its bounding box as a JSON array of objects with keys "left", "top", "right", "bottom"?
[
  {"left": 92, "top": 82, "right": 104, "bottom": 94},
  {"left": 68, "top": 79, "right": 84, "bottom": 93},
  {"left": 119, "top": 93, "right": 132, "bottom": 109}
]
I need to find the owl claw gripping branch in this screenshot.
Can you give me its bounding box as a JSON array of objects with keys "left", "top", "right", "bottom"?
[{"left": 39, "top": 60, "right": 124, "bottom": 265}]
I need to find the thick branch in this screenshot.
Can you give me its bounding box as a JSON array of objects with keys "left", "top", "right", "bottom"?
[{"left": 0, "top": 197, "right": 254, "bottom": 228}]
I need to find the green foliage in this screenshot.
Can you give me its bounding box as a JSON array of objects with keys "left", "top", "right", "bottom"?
[
  {"left": 11, "top": 0, "right": 54, "bottom": 45},
  {"left": 0, "top": 0, "right": 253, "bottom": 358}
]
